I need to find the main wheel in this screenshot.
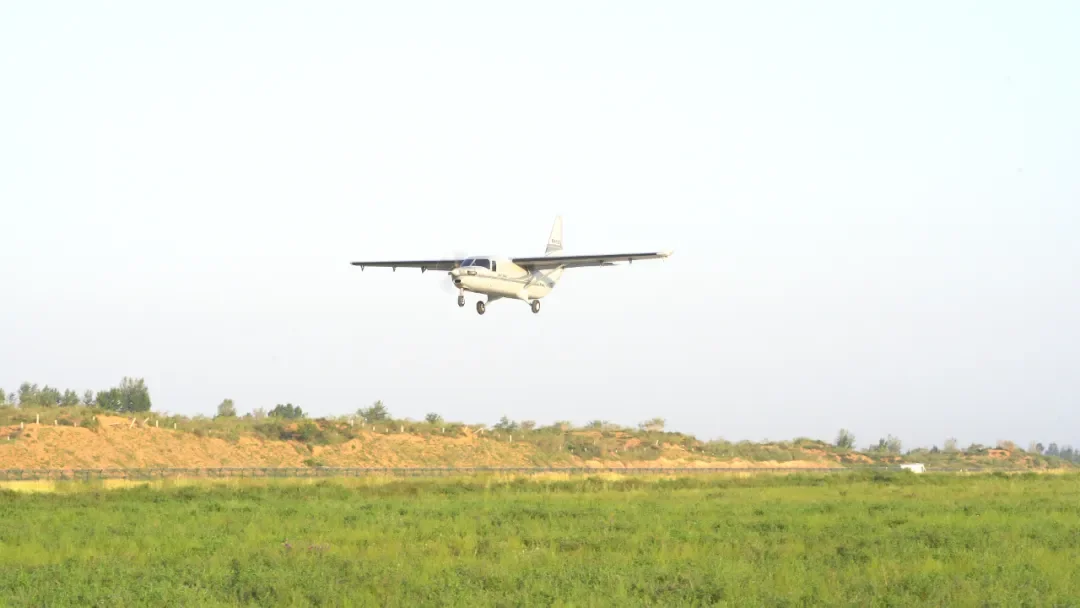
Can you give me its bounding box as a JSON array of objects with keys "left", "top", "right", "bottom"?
[
  {"left": 531, "top": 300, "right": 540, "bottom": 314},
  {"left": 457, "top": 295, "right": 465, "bottom": 307},
  {"left": 476, "top": 301, "right": 486, "bottom": 315}
]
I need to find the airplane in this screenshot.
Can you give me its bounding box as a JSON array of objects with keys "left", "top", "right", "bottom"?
[{"left": 350, "top": 216, "right": 673, "bottom": 315}]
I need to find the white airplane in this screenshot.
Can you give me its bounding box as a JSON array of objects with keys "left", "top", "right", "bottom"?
[{"left": 350, "top": 216, "right": 673, "bottom": 315}]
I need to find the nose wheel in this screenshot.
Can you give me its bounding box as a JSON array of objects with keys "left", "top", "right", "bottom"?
[
  {"left": 457, "top": 295, "right": 465, "bottom": 307},
  {"left": 530, "top": 300, "right": 540, "bottom": 314},
  {"left": 476, "top": 301, "right": 486, "bottom": 315}
]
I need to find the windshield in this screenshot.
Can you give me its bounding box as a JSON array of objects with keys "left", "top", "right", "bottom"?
[{"left": 462, "top": 258, "right": 491, "bottom": 269}]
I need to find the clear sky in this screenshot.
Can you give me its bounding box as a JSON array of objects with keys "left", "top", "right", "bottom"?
[{"left": 2, "top": 2, "right": 1077, "bottom": 450}]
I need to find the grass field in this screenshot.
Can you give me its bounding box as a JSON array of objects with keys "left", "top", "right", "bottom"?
[{"left": 1, "top": 472, "right": 1078, "bottom": 606}]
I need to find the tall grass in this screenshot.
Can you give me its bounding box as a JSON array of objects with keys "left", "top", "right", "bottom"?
[{"left": 0, "top": 472, "right": 1078, "bottom": 605}]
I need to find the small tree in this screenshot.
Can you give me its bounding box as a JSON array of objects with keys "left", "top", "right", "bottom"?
[
  {"left": 82, "top": 390, "right": 94, "bottom": 406},
  {"left": 358, "top": 400, "right": 390, "bottom": 422},
  {"left": 18, "top": 382, "right": 38, "bottom": 407},
  {"left": 639, "top": 418, "right": 666, "bottom": 432},
  {"left": 61, "top": 389, "right": 81, "bottom": 407},
  {"left": 424, "top": 413, "right": 443, "bottom": 425},
  {"left": 269, "top": 403, "right": 305, "bottom": 419},
  {"left": 943, "top": 437, "right": 958, "bottom": 453},
  {"left": 216, "top": 399, "right": 237, "bottom": 418},
  {"left": 493, "top": 416, "right": 519, "bottom": 432},
  {"left": 95, "top": 388, "right": 121, "bottom": 411},
  {"left": 519, "top": 420, "right": 536, "bottom": 431},
  {"left": 252, "top": 407, "right": 267, "bottom": 420},
  {"left": 834, "top": 428, "right": 855, "bottom": 449},
  {"left": 40, "top": 386, "right": 63, "bottom": 407}
]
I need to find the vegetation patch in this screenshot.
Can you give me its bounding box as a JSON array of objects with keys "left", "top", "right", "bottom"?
[{"left": 0, "top": 473, "right": 1078, "bottom": 605}]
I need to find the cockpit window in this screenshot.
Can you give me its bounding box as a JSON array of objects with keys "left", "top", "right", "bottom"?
[{"left": 462, "top": 258, "right": 491, "bottom": 269}]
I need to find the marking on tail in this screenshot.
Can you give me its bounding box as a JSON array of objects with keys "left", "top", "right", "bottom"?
[{"left": 545, "top": 215, "right": 563, "bottom": 256}]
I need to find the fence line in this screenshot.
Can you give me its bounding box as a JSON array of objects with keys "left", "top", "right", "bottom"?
[{"left": 0, "top": 465, "right": 1018, "bottom": 481}]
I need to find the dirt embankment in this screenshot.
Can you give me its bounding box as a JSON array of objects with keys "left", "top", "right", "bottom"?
[{"left": 0, "top": 416, "right": 840, "bottom": 470}]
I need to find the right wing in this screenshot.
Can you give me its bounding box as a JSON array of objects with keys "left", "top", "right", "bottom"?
[
  {"left": 511, "top": 250, "right": 673, "bottom": 270},
  {"left": 350, "top": 259, "right": 462, "bottom": 272}
]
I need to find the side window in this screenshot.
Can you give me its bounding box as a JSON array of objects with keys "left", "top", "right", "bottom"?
[{"left": 491, "top": 260, "right": 497, "bottom": 273}]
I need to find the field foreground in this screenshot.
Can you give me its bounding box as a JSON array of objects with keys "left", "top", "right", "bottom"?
[{"left": 1, "top": 472, "right": 1078, "bottom": 606}]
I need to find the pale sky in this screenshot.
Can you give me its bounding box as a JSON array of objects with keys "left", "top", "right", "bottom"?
[{"left": 2, "top": 2, "right": 1077, "bottom": 451}]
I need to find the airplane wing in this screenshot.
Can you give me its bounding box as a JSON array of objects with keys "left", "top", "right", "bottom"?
[
  {"left": 350, "top": 259, "right": 462, "bottom": 272},
  {"left": 511, "top": 250, "right": 673, "bottom": 270}
]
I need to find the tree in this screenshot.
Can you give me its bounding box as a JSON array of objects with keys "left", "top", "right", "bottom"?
[
  {"left": 874, "top": 435, "right": 902, "bottom": 454},
  {"left": 639, "top": 418, "right": 666, "bottom": 432},
  {"left": 1060, "top": 445, "right": 1077, "bottom": 462},
  {"left": 17, "top": 382, "right": 38, "bottom": 407},
  {"left": 358, "top": 401, "right": 390, "bottom": 422},
  {"left": 943, "top": 438, "right": 958, "bottom": 453},
  {"left": 61, "top": 389, "right": 81, "bottom": 407},
  {"left": 95, "top": 388, "right": 122, "bottom": 411},
  {"left": 121, "top": 377, "right": 151, "bottom": 412},
  {"left": 39, "top": 386, "right": 62, "bottom": 407},
  {"left": 424, "top": 413, "right": 443, "bottom": 425},
  {"left": 519, "top": 420, "right": 536, "bottom": 431},
  {"left": 252, "top": 407, "right": 267, "bottom": 420},
  {"left": 493, "top": 416, "right": 519, "bottom": 432},
  {"left": 1046, "top": 443, "right": 1060, "bottom": 457},
  {"left": 834, "top": 428, "right": 855, "bottom": 449},
  {"left": 269, "top": 403, "right": 304, "bottom": 419},
  {"left": 82, "top": 390, "right": 94, "bottom": 406},
  {"left": 216, "top": 399, "right": 237, "bottom": 418},
  {"left": 0, "top": 389, "right": 6, "bottom": 405}
]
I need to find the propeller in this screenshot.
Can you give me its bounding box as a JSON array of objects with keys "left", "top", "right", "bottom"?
[{"left": 437, "top": 249, "right": 468, "bottom": 295}]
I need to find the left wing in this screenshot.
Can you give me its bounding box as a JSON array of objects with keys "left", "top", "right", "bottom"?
[
  {"left": 350, "top": 259, "right": 462, "bottom": 272},
  {"left": 511, "top": 250, "right": 673, "bottom": 270}
]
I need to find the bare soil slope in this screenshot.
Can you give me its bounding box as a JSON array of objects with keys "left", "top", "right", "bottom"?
[{"left": 0, "top": 417, "right": 836, "bottom": 470}]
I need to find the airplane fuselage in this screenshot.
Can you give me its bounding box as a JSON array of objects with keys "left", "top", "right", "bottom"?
[{"left": 450, "top": 257, "right": 564, "bottom": 302}]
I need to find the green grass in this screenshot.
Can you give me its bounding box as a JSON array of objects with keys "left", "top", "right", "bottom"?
[{"left": 1, "top": 472, "right": 1079, "bottom": 606}]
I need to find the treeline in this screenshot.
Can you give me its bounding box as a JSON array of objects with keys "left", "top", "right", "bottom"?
[
  {"left": 0, "top": 378, "right": 151, "bottom": 413},
  {"left": 834, "top": 429, "right": 1080, "bottom": 465}
]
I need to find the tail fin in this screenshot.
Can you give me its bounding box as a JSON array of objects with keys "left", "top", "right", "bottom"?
[{"left": 545, "top": 215, "right": 563, "bottom": 256}]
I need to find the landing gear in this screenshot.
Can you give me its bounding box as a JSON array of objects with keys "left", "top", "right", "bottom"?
[
  {"left": 476, "top": 301, "right": 486, "bottom": 315},
  {"left": 457, "top": 295, "right": 465, "bottom": 307},
  {"left": 530, "top": 300, "right": 540, "bottom": 314}
]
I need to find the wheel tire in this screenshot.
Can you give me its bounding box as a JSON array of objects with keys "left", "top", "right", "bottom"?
[
  {"left": 457, "top": 295, "right": 465, "bottom": 307},
  {"left": 476, "top": 301, "right": 486, "bottom": 315},
  {"left": 531, "top": 300, "right": 540, "bottom": 314}
]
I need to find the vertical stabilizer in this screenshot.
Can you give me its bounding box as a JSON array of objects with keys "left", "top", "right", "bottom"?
[{"left": 545, "top": 215, "right": 563, "bottom": 256}]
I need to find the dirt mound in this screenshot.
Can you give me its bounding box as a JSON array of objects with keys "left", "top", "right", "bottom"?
[{"left": 0, "top": 420, "right": 851, "bottom": 471}]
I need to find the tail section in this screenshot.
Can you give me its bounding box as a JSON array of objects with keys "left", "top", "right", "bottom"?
[{"left": 545, "top": 215, "right": 563, "bottom": 256}]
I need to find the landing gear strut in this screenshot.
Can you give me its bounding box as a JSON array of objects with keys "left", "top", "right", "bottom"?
[
  {"left": 530, "top": 300, "right": 540, "bottom": 314},
  {"left": 476, "top": 301, "right": 486, "bottom": 315}
]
